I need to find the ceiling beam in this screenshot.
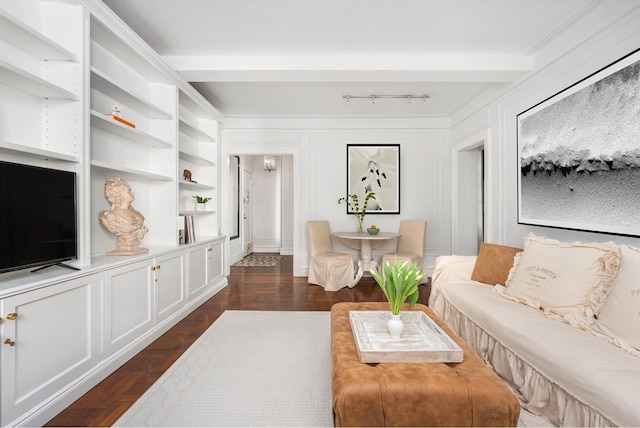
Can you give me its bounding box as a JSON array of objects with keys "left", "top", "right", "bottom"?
[{"left": 163, "top": 54, "right": 532, "bottom": 82}]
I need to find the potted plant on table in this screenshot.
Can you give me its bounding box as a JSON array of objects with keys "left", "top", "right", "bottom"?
[
  {"left": 370, "top": 260, "right": 424, "bottom": 338},
  {"left": 337, "top": 192, "right": 376, "bottom": 232}
]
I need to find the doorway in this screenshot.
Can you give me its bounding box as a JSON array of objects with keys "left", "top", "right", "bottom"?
[
  {"left": 228, "top": 154, "right": 294, "bottom": 264},
  {"left": 222, "top": 142, "right": 301, "bottom": 276},
  {"left": 453, "top": 137, "right": 486, "bottom": 255},
  {"left": 242, "top": 169, "right": 253, "bottom": 256}
]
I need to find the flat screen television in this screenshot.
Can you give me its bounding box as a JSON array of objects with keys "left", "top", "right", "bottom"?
[{"left": 0, "top": 161, "right": 78, "bottom": 273}]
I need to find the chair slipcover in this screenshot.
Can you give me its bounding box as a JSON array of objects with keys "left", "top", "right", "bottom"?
[
  {"left": 381, "top": 220, "right": 427, "bottom": 283},
  {"left": 308, "top": 221, "right": 354, "bottom": 291}
]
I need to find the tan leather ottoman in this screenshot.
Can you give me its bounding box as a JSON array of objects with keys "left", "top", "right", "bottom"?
[{"left": 331, "top": 302, "right": 520, "bottom": 427}]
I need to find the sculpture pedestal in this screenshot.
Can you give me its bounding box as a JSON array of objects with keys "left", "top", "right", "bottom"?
[{"left": 106, "top": 246, "right": 149, "bottom": 256}]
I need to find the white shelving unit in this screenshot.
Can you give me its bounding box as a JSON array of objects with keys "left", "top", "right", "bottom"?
[
  {"left": 89, "top": 15, "right": 178, "bottom": 256},
  {"left": 0, "top": 0, "right": 85, "bottom": 262},
  {"left": 89, "top": 109, "right": 173, "bottom": 147},
  {"left": 0, "top": 140, "right": 80, "bottom": 163},
  {"left": 0, "top": 1, "right": 227, "bottom": 426},
  {"left": 0, "top": 58, "right": 78, "bottom": 99},
  {"left": 178, "top": 89, "right": 221, "bottom": 240}
]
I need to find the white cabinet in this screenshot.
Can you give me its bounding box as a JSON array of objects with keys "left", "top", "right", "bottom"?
[
  {"left": 101, "top": 251, "right": 185, "bottom": 357},
  {"left": 186, "top": 241, "right": 224, "bottom": 301},
  {"left": 186, "top": 244, "right": 209, "bottom": 300},
  {"left": 0, "top": 275, "right": 98, "bottom": 427},
  {"left": 101, "top": 259, "right": 153, "bottom": 358},
  {"left": 0, "top": 239, "right": 225, "bottom": 426},
  {"left": 154, "top": 251, "right": 186, "bottom": 323},
  {"left": 207, "top": 241, "right": 224, "bottom": 284}
]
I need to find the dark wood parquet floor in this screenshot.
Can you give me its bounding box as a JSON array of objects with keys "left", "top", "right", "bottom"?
[{"left": 45, "top": 255, "right": 431, "bottom": 427}]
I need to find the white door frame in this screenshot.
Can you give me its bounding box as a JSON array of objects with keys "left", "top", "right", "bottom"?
[
  {"left": 451, "top": 129, "right": 491, "bottom": 254},
  {"left": 221, "top": 141, "right": 304, "bottom": 276}
]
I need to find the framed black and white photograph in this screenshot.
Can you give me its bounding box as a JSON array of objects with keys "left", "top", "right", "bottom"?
[
  {"left": 346, "top": 144, "right": 400, "bottom": 214},
  {"left": 517, "top": 48, "right": 640, "bottom": 237}
]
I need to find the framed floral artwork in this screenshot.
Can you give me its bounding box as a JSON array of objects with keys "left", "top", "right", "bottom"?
[{"left": 346, "top": 144, "right": 400, "bottom": 214}]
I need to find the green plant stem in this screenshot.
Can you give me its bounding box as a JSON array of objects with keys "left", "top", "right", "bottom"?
[{"left": 338, "top": 192, "right": 376, "bottom": 232}]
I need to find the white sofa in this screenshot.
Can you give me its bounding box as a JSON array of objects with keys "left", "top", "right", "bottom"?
[{"left": 429, "top": 237, "right": 640, "bottom": 427}]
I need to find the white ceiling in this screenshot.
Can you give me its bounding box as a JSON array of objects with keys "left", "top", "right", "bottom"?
[{"left": 101, "top": 0, "right": 594, "bottom": 118}]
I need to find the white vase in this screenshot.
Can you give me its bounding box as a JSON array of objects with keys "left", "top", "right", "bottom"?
[
  {"left": 387, "top": 313, "right": 404, "bottom": 338},
  {"left": 195, "top": 203, "right": 206, "bottom": 211}
]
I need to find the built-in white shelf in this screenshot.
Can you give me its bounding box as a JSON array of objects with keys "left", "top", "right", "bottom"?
[
  {"left": 179, "top": 180, "right": 216, "bottom": 191},
  {"left": 179, "top": 119, "right": 216, "bottom": 142},
  {"left": 179, "top": 210, "right": 217, "bottom": 216},
  {"left": 179, "top": 149, "right": 216, "bottom": 165},
  {"left": 0, "top": 141, "right": 80, "bottom": 163},
  {"left": 0, "top": 9, "right": 78, "bottom": 61},
  {"left": 90, "top": 109, "right": 172, "bottom": 148},
  {"left": 90, "top": 67, "right": 172, "bottom": 120},
  {"left": 0, "top": 58, "right": 78, "bottom": 100},
  {"left": 91, "top": 160, "right": 173, "bottom": 182}
]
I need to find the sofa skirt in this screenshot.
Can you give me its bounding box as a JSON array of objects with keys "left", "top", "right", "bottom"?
[{"left": 433, "top": 290, "right": 616, "bottom": 427}]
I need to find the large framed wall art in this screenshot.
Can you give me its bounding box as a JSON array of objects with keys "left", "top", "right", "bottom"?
[
  {"left": 346, "top": 144, "right": 400, "bottom": 214},
  {"left": 517, "top": 48, "right": 640, "bottom": 237}
]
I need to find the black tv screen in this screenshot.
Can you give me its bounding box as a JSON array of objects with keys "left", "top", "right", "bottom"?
[{"left": 0, "top": 161, "right": 77, "bottom": 273}]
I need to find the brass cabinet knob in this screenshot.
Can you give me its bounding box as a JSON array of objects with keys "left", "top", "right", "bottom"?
[
  {"left": 6, "top": 313, "right": 17, "bottom": 320},
  {"left": 4, "top": 338, "right": 15, "bottom": 346},
  {"left": 207, "top": 247, "right": 212, "bottom": 252}
]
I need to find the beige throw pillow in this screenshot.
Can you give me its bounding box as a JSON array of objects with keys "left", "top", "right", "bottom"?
[
  {"left": 594, "top": 244, "right": 640, "bottom": 352},
  {"left": 471, "top": 242, "right": 523, "bottom": 286},
  {"left": 503, "top": 234, "right": 620, "bottom": 319}
]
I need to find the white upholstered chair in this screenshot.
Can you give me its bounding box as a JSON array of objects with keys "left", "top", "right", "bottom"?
[
  {"left": 381, "top": 220, "right": 427, "bottom": 283},
  {"left": 307, "top": 221, "right": 355, "bottom": 291}
]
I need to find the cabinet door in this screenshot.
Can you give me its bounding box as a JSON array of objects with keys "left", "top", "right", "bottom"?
[
  {"left": 186, "top": 244, "right": 209, "bottom": 300},
  {"left": 1, "top": 275, "right": 98, "bottom": 427},
  {"left": 102, "top": 259, "right": 153, "bottom": 358},
  {"left": 154, "top": 251, "right": 186, "bottom": 323},
  {"left": 207, "top": 242, "right": 224, "bottom": 284}
]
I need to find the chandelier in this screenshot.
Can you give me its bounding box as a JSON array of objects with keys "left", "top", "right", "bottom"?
[{"left": 263, "top": 155, "right": 276, "bottom": 172}]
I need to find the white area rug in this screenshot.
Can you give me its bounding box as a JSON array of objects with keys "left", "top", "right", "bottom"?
[{"left": 114, "top": 310, "right": 332, "bottom": 427}]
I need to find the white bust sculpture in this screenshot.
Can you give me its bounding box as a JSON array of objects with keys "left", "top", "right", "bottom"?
[{"left": 99, "top": 176, "right": 149, "bottom": 256}]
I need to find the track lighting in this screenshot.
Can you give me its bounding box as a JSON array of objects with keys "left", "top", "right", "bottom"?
[{"left": 342, "top": 94, "right": 429, "bottom": 106}]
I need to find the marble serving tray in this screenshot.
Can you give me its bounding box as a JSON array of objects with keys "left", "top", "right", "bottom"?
[{"left": 348, "top": 311, "right": 464, "bottom": 363}]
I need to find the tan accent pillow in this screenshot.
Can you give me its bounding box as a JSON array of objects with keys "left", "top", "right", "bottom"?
[
  {"left": 471, "top": 242, "right": 523, "bottom": 286},
  {"left": 503, "top": 234, "right": 620, "bottom": 319},
  {"left": 594, "top": 244, "right": 640, "bottom": 352}
]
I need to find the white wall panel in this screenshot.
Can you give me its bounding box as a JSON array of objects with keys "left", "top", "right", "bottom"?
[
  {"left": 452, "top": 4, "right": 640, "bottom": 250},
  {"left": 222, "top": 122, "right": 451, "bottom": 276}
]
